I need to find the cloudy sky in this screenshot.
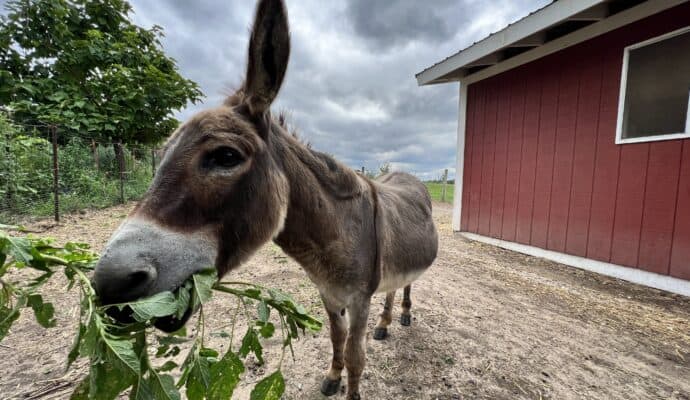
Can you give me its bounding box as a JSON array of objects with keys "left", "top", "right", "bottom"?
[{"left": 5, "top": 0, "right": 552, "bottom": 179}]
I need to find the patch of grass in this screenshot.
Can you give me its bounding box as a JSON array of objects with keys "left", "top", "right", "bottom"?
[{"left": 425, "top": 182, "right": 454, "bottom": 203}]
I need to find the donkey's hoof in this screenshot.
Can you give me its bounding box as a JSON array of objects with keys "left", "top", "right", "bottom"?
[
  {"left": 400, "top": 314, "right": 411, "bottom": 326},
  {"left": 373, "top": 327, "right": 388, "bottom": 340},
  {"left": 347, "top": 393, "right": 361, "bottom": 400},
  {"left": 320, "top": 377, "right": 341, "bottom": 396}
]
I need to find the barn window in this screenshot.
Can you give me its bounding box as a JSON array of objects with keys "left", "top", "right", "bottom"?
[{"left": 616, "top": 27, "right": 690, "bottom": 144}]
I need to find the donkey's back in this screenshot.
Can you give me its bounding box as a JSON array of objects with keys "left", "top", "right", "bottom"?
[{"left": 373, "top": 172, "right": 438, "bottom": 293}]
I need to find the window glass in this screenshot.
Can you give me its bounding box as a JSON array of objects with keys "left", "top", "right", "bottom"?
[{"left": 622, "top": 30, "right": 690, "bottom": 139}]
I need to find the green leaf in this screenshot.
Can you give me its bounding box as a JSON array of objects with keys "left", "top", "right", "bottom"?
[
  {"left": 6, "top": 235, "right": 33, "bottom": 266},
  {"left": 207, "top": 349, "right": 245, "bottom": 400},
  {"left": 0, "top": 304, "right": 21, "bottom": 341},
  {"left": 103, "top": 336, "right": 141, "bottom": 376},
  {"left": 126, "top": 291, "right": 178, "bottom": 322},
  {"left": 258, "top": 322, "right": 275, "bottom": 339},
  {"left": 199, "top": 347, "right": 219, "bottom": 359},
  {"left": 157, "top": 335, "right": 189, "bottom": 346},
  {"left": 27, "top": 294, "right": 56, "bottom": 328},
  {"left": 79, "top": 314, "right": 100, "bottom": 358},
  {"left": 130, "top": 377, "right": 154, "bottom": 400},
  {"left": 249, "top": 371, "right": 285, "bottom": 400},
  {"left": 190, "top": 269, "right": 216, "bottom": 309},
  {"left": 257, "top": 301, "right": 269, "bottom": 323},
  {"left": 185, "top": 356, "right": 211, "bottom": 400},
  {"left": 148, "top": 371, "right": 180, "bottom": 400},
  {"left": 88, "top": 359, "right": 134, "bottom": 400},
  {"left": 157, "top": 361, "right": 178, "bottom": 373},
  {"left": 174, "top": 285, "right": 190, "bottom": 320},
  {"left": 239, "top": 327, "right": 263, "bottom": 364},
  {"left": 68, "top": 323, "right": 86, "bottom": 368},
  {"left": 70, "top": 376, "right": 90, "bottom": 400}
]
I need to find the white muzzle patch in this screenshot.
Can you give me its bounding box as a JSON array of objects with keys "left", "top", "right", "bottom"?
[{"left": 97, "top": 218, "right": 218, "bottom": 296}]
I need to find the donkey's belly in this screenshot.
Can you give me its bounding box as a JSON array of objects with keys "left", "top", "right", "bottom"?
[{"left": 376, "top": 268, "right": 425, "bottom": 293}]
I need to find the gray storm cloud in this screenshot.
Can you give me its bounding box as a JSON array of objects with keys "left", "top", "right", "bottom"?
[{"left": 2, "top": 0, "right": 551, "bottom": 180}]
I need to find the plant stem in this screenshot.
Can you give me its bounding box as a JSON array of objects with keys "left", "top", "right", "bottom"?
[{"left": 40, "top": 254, "right": 69, "bottom": 266}]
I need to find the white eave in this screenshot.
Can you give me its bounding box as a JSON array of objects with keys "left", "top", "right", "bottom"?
[{"left": 416, "top": 0, "right": 689, "bottom": 86}]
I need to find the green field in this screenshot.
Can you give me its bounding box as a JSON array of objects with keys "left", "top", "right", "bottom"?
[{"left": 425, "top": 182, "right": 454, "bottom": 203}]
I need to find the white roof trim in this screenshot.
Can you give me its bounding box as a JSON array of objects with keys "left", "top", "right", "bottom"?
[
  {"left": 461, "top": 0, "right": 687, "bottom": 85},
  {"left": 416, "top": 0, "right": 606, "bottom": 85},
  {"left": 416, "top": 0, "right": 689, "bottom": 86}
]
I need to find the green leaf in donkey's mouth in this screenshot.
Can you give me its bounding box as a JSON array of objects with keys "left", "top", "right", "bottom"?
[{"left": 125, "top": 291, "right": 179, "bottom": 322}]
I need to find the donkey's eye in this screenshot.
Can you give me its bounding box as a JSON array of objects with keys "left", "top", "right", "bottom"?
[{"left": 203, "top": 147, "right": 244, "bottom": 169}]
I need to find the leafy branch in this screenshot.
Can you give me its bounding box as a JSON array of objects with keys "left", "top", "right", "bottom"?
[{"left": 0, "top": 229, "right": 322, "bottom": 399}]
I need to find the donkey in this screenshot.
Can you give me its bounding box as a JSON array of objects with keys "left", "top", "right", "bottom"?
[{"left": 93, "top": 0, "right": 438, "bottom": 398}]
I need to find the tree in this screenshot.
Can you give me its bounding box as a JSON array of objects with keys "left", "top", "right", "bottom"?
[{"left": 0, "top": 0, "right": 202, "bottom": 145}]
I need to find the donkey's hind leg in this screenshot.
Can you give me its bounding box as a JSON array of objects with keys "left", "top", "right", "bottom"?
[
  {"left": 400, "top": 284, "right": 412, "bottom": 326},
  {"left": 373, "top": 291, "right": 396, "bottom": 340}
]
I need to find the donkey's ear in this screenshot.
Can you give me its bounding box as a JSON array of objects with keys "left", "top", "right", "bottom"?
[{"left": 243, "top": 0, "right": 290, "bottom": 117}]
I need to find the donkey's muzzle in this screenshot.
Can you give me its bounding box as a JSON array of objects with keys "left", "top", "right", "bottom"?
[{"left": 93, "top": 218, "right": 217, "bottom": 309}]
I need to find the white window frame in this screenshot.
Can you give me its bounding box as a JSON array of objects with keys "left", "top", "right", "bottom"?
[{"left": 615, "top": 26, "right": 690, "bottom": 145}]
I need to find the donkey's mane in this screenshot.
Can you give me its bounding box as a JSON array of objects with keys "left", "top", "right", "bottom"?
[
  {"left": 225, "top": 90, "right": 362, "bottom": 199},
  {"left": 271, "top": 113, "right": 363, "bottom": 200}
]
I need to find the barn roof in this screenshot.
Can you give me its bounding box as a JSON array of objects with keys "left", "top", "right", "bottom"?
[{"left": 416, "top": 0, "right": 688, "bottom": 85}]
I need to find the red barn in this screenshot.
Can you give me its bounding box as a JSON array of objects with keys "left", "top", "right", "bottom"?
[{"left": 417, "top": 0, "right": 690, "bottom": 296}]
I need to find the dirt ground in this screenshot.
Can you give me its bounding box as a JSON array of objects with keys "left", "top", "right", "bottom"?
[{"left": 1, "top": 202, "right": 689, "bottom": 400}]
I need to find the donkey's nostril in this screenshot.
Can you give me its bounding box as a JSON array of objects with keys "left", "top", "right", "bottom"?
[{"left": 128, "top": 270, "right": 154, "bottom": 288}]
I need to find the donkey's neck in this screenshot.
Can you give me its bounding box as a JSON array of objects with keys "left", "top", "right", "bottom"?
[{"left": 271, "top": 124, "right": 366, "bottom": 261}]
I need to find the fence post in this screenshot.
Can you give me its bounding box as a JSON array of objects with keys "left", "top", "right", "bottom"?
[
  {"left": 51, "top": 126, "right": 60, "bottom": 222},
  {"left": 361, "top": 166, "right": 365, "bottom": 175},
  {"left": 151, "top": 146, "right": 156, "bottom": 178},
  {"left": 441, "top": 168, "right": 448, "bottom": 202},
  {"left": 91, "top": 139, "right": 99, "bottom": 171},
  {"left": 116, "top": 141, "right": 125, "bottom": 204},
  {"left": 4, "top": 127, "right": 13, "bottom": 209}
]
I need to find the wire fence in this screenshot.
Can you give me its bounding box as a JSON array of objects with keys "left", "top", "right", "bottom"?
[
  {"left": 0, "top": 119, "right": 454, "bottom": 225},
  {"left": 355, "top": 166, "right": 454, "bottom": 203},
  {"left": 0, "top": 122, "right": 157, "bottom": 225}
]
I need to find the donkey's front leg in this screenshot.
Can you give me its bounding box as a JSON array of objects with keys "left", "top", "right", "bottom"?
[
  {"left": 320, "top": 296, "right": 348, "bottom": 396},
  {"left": 344, "top": 295, "right": 371, "bottom": 400}
]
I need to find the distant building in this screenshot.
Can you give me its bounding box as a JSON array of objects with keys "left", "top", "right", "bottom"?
[{"left": 417, "top": 0, "right": 690, "bottom": 295}]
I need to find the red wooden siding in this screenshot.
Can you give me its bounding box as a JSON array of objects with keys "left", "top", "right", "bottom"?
[
  {"left": 610, "top": 143, "right": 649, "bottom": 267},
  {"left": 478, "top": 80, "right": 499, "bottom": 236},
  {"left": 530, "top": 62, "right": 560, "bottom": 249},
  {"left": 515, "top": 64, "right": 543, "bottom": 245},
  {"left": 671, "top": 141, "right": 690, "bottom": 280},
  {"left": 502, "top": 72, "right": 527, "bottom": 241},
  {"left": 564, "top": 50, "right": 604, "bottom": 257},
  {"left": 547, "top": 48, "right": 581, "bottom": 253},
  {"left": 586, "top": 30, "right": 625, "bottom": 263},
  {"left": 490, "top": 75, "right": 512, "bottom": 238},
  {"left": 638, "top": 142, "right": 682, "bottom": 274},
  {"left": 468, "top": 83, "right": 486, "bottom": 232},
  {"left": 460, "top": 4, "right": 690, "bottom": 279}
]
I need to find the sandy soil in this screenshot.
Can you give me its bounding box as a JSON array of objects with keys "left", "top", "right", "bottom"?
[{"left": 1, "top": 202, "right": 689, "bottom": 400}]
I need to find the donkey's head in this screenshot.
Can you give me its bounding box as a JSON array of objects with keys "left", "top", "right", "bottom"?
[{"left": 93, "top": 0, "right": 291, "bottom": 331}]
